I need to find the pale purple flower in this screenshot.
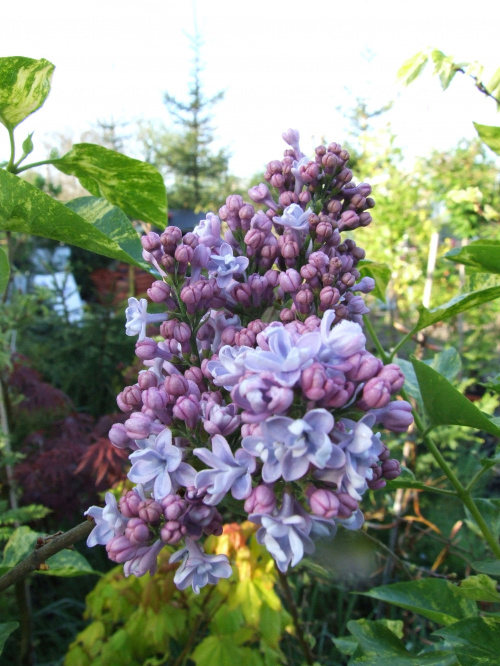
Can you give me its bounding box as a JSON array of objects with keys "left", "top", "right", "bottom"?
[
  {"left": 193, "top": 212, "right": 223, "bottom": 249},
  {"left": 128, "top": 428, "right": 196, "bottom": 500},
  {"left": 207, "top": 345, "right": 252, "bottom": 390},
  {"left": 170, "top": 537, "right": 232, "bottom": 593},
  {"left": 208, "top": 242, "right": 249, "bottom": 288},
  {"left": 244, "top": 325, "right": 321, "bottom": 387},
  {"left": 242, "top": 410, "right": 341, "bottom": 482},
  {"left": 320, "top": 315, "right": 366, "bottom": 361},
  {"left": 85, "top": 492, "right": 128, "bottom": 547},
  {"left": 282, "top": 129, "right": 304, "bottom": 160},
  {"left": 203, "top": 402, "right": 240, "bottom": 436},
  {"left": 273, "top": 204, "right": 312, "bottom": 237},
  {"left": 231, "top": 372, "right": 294, "bottom": 423},
  {"left": 250, "top": 493, "right": 315, "bottom": 572},
  {"left": 124, "top": 539, "right": 165, "bottom": 578},
  {"left": 125, "top": 298, "right": 167, "bottom": 341},
  {"left": 194, "top": 435, "right": 256, "bottom": 505}
]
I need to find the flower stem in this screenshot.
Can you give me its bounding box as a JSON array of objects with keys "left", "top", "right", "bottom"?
[{"left": 277, "top": 570, "right": 315, "bottom": 665}]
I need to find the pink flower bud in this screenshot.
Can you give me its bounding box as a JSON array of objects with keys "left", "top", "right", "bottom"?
[
  {"left": 119, "top": 490, "right": 143, "bottom": 517},
  {"left": 308, "top": 489, "right": 340, "bottom": 518},
  {"left": 378, "top": 364, "right": 405, "bottom": 393},
  {"left": 345, "top": 351, "right": 382, "bottom": 382},
  {"left": 279, "top": 268, "right": 302, "bottom": 293},
  {"left": 125, "top": 517, "right": 151, "bottom": 545},
  {"left": 147, "top": 280, "right": 171, "bottom": 303},
  {"left": 109, "top": 423, "right": 134, "bottom": 450},
  {"left": 161, "top": 494, "right": 187, "bottom": 520},
  {"left": 164, "top": 374, "right": 188, "bottom": 398},
  {"left": 357, "top": 378, "right": 392, "bottom": 410},
  {"left": 382, "top": 459, "right": 401, "bottom": 481},
  {"left": 106, "top": 535, "right": 137, "bottom": 563},
  {"left": 173, "top": 394, "right": 201, "bottom": 429},
  {"left": 376, "top": 400, "right": 413, "bottom": 432},
  {"left": 138, "top": 371, "right": 158, "bottom": 390},
  {"left": 121, "top": 385, "right": 142, "bottom": 407},
  {"left": 301, "top": 363, "right": 328, "bottom": 401},
  {"left": 244, "top": 485, "right": 276, "bottom": 514},
  {"left": 138, "top": 499, "right": 163, "bottom": 525},
  {"left": 336, "top": 492, "right": 359, "bottom": 519}
]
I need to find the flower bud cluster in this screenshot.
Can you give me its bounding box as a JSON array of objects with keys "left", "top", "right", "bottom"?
[{"left": 86, "top": 130, "right": 412, "bottom": 592}]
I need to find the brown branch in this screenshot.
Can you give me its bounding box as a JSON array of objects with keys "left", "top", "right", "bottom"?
[{"left": 0, "top": 519, "right": 95, "bottom": 593}]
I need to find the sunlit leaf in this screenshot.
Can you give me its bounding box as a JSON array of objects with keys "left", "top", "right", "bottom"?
[
  {"left": 446, "top": 240, "right": 500, "bottom": 274},
  {"left": 358, "top": 261, "right": 391, "bottom": 302},
  {"left": 474, "top": 123, "right": 500, "bottom": 156},
  {"left": 434, "top": 617, "right": 500, "bottom": 666},
  {"left": 41, "top": 548, "right": 100, "bottom": 577},
  {"left": 413, "top": 285, "right": 500, "bottom": 332},
  {"left": 457, "top": 575, "right": 500, "bottom": 602},
  {"left": 0, "top": 56, "right": 54, "bottom": 130},
  {"left": 51, "top": 143, "right": 168, "bottom": 226},
  {"left": 0, "top": 170, "right": 146, "bottom": 267},
  {"left": 0, "top": 246, "right": 9, "bottom": 295},
  {"left": 486, "top": 67, "right": 500, "bottom": 96},
  {"left": 411, "top": 357, "right": 500, "bottom": 436},
  {"left": 397, "top": 52, "right": 429, "bottom": 85},
  {"left": 362, "top": 579, "right": 477, "bottom": 626}
]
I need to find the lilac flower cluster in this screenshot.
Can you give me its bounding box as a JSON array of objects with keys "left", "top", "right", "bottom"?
[{"left": 86, "top": 130, "right": 413, "bottom": 589}]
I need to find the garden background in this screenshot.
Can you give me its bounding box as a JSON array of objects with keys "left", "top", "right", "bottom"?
[{"left": 1, "top": 1, "right": 500, "bottom": 664}]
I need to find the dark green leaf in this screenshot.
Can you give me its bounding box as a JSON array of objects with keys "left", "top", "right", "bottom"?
[
  {"left": 445, "top": 240, "right": 500, "bottom": 274},
  {"left": 434, "top": 617, "right": 500, "bottom": 666},
  {"left": 0, "top": 170, "right": 146, "bottom": 267},
  {"left": 358, "top": 261, "right": 391, "bottom": 303},
  {"left": 397, "top": 52, "right": 429, "bottom": 85},
  {"left": 0, "top": 246, "right": 9, "bottom": 295},
  {"left": 0, "top": 56, "right": 54, "bottom": 130},
  {"left": 0, "top": 622, "right": 19, "bottom": 656},
  {"left": 362, "top": 579, "right": 477, "bottom": 626},
  {"left": 471, "top": 560, "right": 500, "bottom": 577},
  {"left": 414, "top": 286, "right": 500, "bottom": 332},
  {"left": 474, "top": 123, "right": 500, "bottom": 156},
  {"left": 52, "top": 143, "right": 168, "bottom": 226},
  {"left": 411, "top": 357, "right": 500, "bottom": 436},
  {"left": 347, "top": 619, "right": 457, "bottom": 665}
]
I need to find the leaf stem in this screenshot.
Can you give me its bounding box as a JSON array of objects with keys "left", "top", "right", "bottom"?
[
  {"left": 277, "top": 570, "right": 315, "bottom": 665},
  {"left": 13, "top": 158, "right": 55, "bottom": 174},
  {"left": 6, "top": 127, "right": 16, "bottom": 172}
]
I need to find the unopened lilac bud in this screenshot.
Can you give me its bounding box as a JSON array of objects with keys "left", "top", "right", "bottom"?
[
  {"left": 141, "top": 232, "right": 161, "bottom": 253},
  {"left": 109, "top": 423, "right": 134, "bottom": 450},
  {"left": 316, "top": 220, "right": 333, "bottom": 242},
  {"left": 319, "top": 286, "right": 340, "bottom": 311},
  {"left": 161, "top": 494, "right": 186, "bottom": 520},
  {"left": 352, "top": 277, "right": 375, "bottom": 294},
  {"left": 280, "top": 308, "right": 295, "bottom": 323},
  {"left": 248, "top": 183, "right": 277, "bottom": 209},
  {"left": 376, "top": 400, "right": 413, "bottom": 432},
  {"left": 160, "top": 227, "right": 182, "bottom": 249},
  {"left": 142, "top": 386, "right": 167, "bottom": 413},
  {"left": 233, "top": 283, "right": 252, "bottom": 308},
  {"left": 279, "top": 191, "right": 298, "bottom": 208},
  {"left": 382, "top": 459, "right": 401, "bottom": 481},
  {"left": 106, "top": 535, "right": 137, "bottom": 563},
  {"left": 301, "top": 363, "right": 328, "bottom": 401},
  {"left": 357, "top": 378, "right": 392, "bottom": 410},
  {"left": 160, "top": 520, "right": 186, "bottom": 544},
  {"left": 121, "top": 385, "right": 142, "bottom": 407},
  {"left": 245, "top": 228, "right": 266, "bottom": 251},
  {"left": 271, "top": 173, "right": 285, "bottom": 188},
  {"left": 164, "top": 374, "right": 188, "bottom": 398},
  {"left": 378, "top": 364, "right": 405, "bottom": 393},
  {"left": 295, "top": 286, "right": 314, "bottom": 314},
  {"left": 308, "top": 488, "right": 340, "bottom": 519},
  {"left": 367, "top": 464, "right": 386, "bottom": 490},
  {"left": 173, "top": 394, "right": 201, "bottom": 429},
  {"left": 175, "top": 244, "right": 193, "bottom": 265},
  {"left": 244, "top": 485, "right": 277, "bottom": 514},
  {"left": 135, "top": 337, "right": 158, "bottom": 361},
  {"left": 138, "top": 499, "right": 163, "bottom": 525},
  {"left": 147, "top": 280, "right": 171, "bottom": 303},
  {"left": 124, "top": 412, "right": 154, "bottom": 439},
  {"left": 226, "top": 194, "right": 244, "bottom": 213},
  {"left": 185, "top": 367, "right": 206, "bottom": 392},
  {"left": 220, "top": 326, "right": 238, "bottom": 345},
  {"left": 125, "top": 517, "right": 151, "bottom": 545},
  {"left": 279, "top": 268, "right": 302, "bottom": 293},
  {"left": 136, "top": 371, "right": 156, "bottom": 391},
  {"left": 336, "top": 492, "right": 359, "bottom": 519},
  {"left": 345, "top": 352, "right": 382, "bottom": 382},
  {"left": 119, "top": 490, "right": 142, "bottom": 518},
  {"left": 234, "top": 328, "right": 256, "bottom": 347},
  {"left": 359, "top": 212, "right": 372, "bottom": 227}
]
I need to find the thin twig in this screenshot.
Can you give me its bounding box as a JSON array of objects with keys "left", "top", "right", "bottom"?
[{"left": 0, "top": 519, "right": 95, "bottom": 593}]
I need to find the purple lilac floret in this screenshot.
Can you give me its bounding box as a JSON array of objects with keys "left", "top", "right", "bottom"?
[{"left": 85, "top": 128, "right": 413, "bottom": 590}]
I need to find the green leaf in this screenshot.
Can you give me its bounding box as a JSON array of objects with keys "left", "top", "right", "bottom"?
[
  {"left": 347, "top": 619, "right": 457, "bottom": 665},
  {"left": 384, "top": 467, "right": 435, "bottom": 493},
  {"left": 0, "top": 170, "right": 146, "bottom": 267},
  {"left": 0, "top": 56, "right": 54, "bottom": 130},
  {"left": 0, "top": 246, "right": 9, "bottom": 295},
  {"left": 465, "top": 499, "right": 500, "bottom": 541},
  {"left": 445, "top": 240, "right": 500, "bottom": 274},
  {"left": 358, "top": 261, "right": 391, "bottom": 302},
  {"left": 474, "top": 123, "right": 500, "bottom": 156},
  {"left": 397, "top": 52, "right": 429, "bottom": 85},
  {"left": 0, "top": 526, "right": 38, "bottom": 569},
  {"left": 438, "top": 57, "right": 459, "bottom": 90},
  {"left": 362, "top": 579, "right": 478, "bottom": 626},
  {"left": 21, "top": 132, "right": 34, "bottom": 157},
  {"left": 191, "top": 635, "right": 263, "bottom": 666},
  {"left": 487, "top": 67, "right": 500, "bottom": 95},
  {"left": 51, "top": 143, "right": 168, "bottom": 226},
  {"left": 411, "top": 357, "right": 500, "bottom": 436},
  {"left": 394, "top": 359, "right": 422, "bottom": 404},
  {"left": 457, "top": 575, "right": 500, "bottom": 602},
  {"left": 471, "top": 560, "right": 500, "bottom": 577},
  {"left": 434, "top": 617, "right": 500, "bottom": 666},
  {"left": 41, "top": 548, "right": 100, "bottom": 577},
  {"left": 413, "top": 286, "right": 500, "bottom": 333},
  {"left": 425, "top": 347, "right": 462, "bottom": 383},
  {"left": 0, "top": 622, "right": 19, "bottom": 656}
]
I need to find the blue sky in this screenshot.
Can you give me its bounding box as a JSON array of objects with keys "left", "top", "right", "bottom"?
[{"left": 1, "top": 0, "right": 499, "bottom": 177}]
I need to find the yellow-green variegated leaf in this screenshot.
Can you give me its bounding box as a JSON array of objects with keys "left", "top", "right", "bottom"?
[
  {"left": 51, "top": 143, "right": 168, "bottom": 227},
  {"left": 0, "top": 56, "right": 54, "bottom": 130},
  {"left": 0, "top": 169, "right": 147, "bottom": 268},
  {"left": 0, "top": 246, "right": 9, "bottom": 295}
]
